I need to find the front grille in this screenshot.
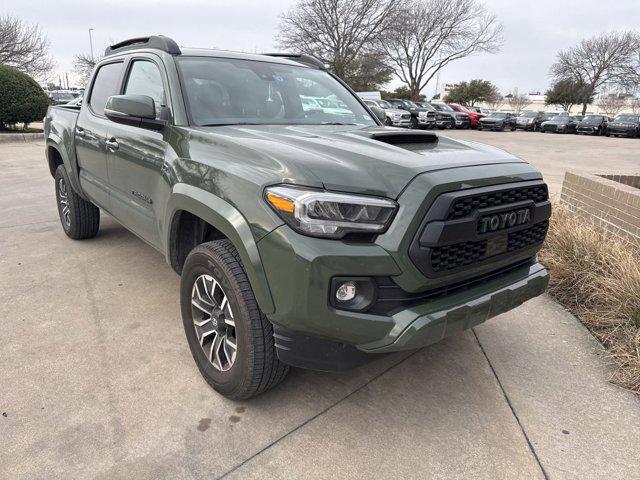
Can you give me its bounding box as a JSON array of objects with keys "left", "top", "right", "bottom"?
[
  {"left": 401, "top": 113, "right": 410, "bottom": 119},
  {"left": 508, "top": 221, "right": 548, "bottom": 251},
  {"left": 409, "top": 181, "right": 551, "bottom": 279},
  {"left": 429, "top": 221, "right": 548, "bottom": 273},
  {"left": 431, "top": 241, "right": 486, "bottom": 272},
  {"left": 448, "top": 185, "right": 548, "bottom": 220}
]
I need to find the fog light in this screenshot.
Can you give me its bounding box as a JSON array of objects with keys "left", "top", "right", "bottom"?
[{"left": 336, "top": 281, "right": 356, "bottom": 302}]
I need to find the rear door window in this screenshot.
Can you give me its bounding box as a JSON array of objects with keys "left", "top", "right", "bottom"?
[{"left": 89, "top": 62, "right": 123, "bottom": 116}]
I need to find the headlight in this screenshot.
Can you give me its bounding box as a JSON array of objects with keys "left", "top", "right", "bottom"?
[{"left": 264, "top": 185, "right": 397, "bottom": 239}]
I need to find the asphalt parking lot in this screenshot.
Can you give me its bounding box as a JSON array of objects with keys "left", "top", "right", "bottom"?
[
  {"left": 1, "top": 133, "right": 639, "bottom": 480},
  {"left": 441, "top": 128, "right": 640, "bottom": 196}
]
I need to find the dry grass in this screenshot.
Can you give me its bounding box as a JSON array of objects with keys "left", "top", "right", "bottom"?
[{"left": 539, "top": 205, "right": 640, "bottom": 394}]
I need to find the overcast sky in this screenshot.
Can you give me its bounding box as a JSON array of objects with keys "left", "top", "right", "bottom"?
[{"left": 7, "top": 0, "right": 640, "bottom": 94}]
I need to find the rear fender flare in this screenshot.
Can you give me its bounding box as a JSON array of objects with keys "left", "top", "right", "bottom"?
[{"left": 46, "top": 135, "right": 85, "bottom": 197}]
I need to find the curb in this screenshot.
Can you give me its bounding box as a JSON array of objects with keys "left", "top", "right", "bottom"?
[{"left": 0, "top": 133, "right": 44, "bottom": 144}]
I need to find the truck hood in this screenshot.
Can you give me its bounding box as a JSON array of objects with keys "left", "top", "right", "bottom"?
[{"left": 187, "top": 124, "right": 523, "bottom": 198}]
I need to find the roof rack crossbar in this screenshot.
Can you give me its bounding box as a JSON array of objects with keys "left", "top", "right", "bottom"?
[
  {"left": 261, "top": 53, "right": 327, "bottom": 70},
  {"left": 104, "top": 35, "right": 181, "bottom": 56}
]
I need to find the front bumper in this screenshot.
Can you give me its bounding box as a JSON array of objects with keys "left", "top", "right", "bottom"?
[
  {"left": 391, "top": 119, "right": 412, "bottom": 127},
  {"left": 257, "top": 166, "right": 549, "bottom": 369},
  {"left": 608, "top": 127, "right": 637, "bottom": 136}
]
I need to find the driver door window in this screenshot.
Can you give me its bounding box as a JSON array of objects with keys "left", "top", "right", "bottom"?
[{"left": 124, "top": 60, "right": 166, "bottom": 117}]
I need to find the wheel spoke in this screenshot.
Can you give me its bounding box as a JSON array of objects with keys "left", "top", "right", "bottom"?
[
  {"left": 194, "top": 280, "right": 215, "bottom": 308},
  {"left": 223, "top": 335, "right": 236, "bottom": 364},
  {"left": 193, "top": 316, "right": 212, "bottom": 327},
  {"left": 211, "top": 333, "right": 223, "bottom": 369},
  {"left": 199, "top": 328, "right": 216, "bottom": 346},
  {"left": 191, "top": 298, "right": 211, "bottom": 316}
]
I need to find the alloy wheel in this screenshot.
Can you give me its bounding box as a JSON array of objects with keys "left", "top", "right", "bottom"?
[
  {"left": 58, "top": 177, "right": 71, "bottom": 227},
  {"left": 190, "top": 274, "right": 237, "bottom": 371}
]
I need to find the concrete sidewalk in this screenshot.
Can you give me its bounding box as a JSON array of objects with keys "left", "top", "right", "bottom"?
[{"left": 1, "top": 140, "right": 638, "bottom": 480}]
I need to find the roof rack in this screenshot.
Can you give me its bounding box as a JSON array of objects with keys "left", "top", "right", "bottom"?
[
  {"left": 262, "top": 53, "right": 327, "bottom": 70},
  {"left": 104, "top": 35, "right": 181, "bottom": 56}
]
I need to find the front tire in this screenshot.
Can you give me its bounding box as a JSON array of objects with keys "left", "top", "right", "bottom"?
[
  {"left": 180, "top": 240, "right": 289, "bottom": 400},
  {"left": 54, "top": 165, "right": 100, "bottom": 239}
]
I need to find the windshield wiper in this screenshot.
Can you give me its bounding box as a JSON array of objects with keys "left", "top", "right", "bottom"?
[{"left": 319, "top": 122, "right": 357, "bottom": 125}]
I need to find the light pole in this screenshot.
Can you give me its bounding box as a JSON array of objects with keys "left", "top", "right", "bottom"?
[{"left": 88, "top": 28, "right": 95, "bottom": 59}]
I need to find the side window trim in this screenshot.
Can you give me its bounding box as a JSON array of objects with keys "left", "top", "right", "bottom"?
[{"left": 86, "top": 60, "right": 125, "bottom": 119}]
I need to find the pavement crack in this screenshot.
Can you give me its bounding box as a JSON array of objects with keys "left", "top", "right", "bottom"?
[
  {"left": 472, "top": 328, "right": 550, "bottom": 480},
  {"left": 216, "top": 350, "right": 419, "bottom": 479}
]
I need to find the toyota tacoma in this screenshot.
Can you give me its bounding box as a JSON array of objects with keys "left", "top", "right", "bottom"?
[{"left": 44, "top": 36, "right": 551, "bottom": 399}]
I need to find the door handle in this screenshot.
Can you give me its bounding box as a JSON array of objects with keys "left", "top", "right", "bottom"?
[
  {"left": 76, "top": 126, "right": 85, "bottom": 137},
  {"left": 105, "top": 137, "right": 119, "bottom": 151}
]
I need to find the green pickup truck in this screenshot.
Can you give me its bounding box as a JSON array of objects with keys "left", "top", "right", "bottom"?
[{"left": 44, "top": 36, "right": 551, "bottom": 399}]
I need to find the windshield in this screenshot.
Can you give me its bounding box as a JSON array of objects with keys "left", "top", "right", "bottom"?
[
  {"left": 550, "top": 116, "right": 569, "bottom": 122},
  {"left": 432, "top": 103, "right": 454, "bottom": 111},
  {"left": 519, "top": 112, "right": 537, "bottom": 117},
  {"left": 582, "top": 115, "right": 603, "bottom": 123},
  {"left": 415, "top": 102, "right": 435, "bottom": 110},
  {"left": 614, "top": 115, "right": 639, "bottom": 122},
  {"left": 488, "top": 113, "right": 508, "bottom": 118},
  {"left": 177, "top": 56, "right": 376, "bottom": 126},
  {"left": 378, "top": 100, "right": 392, "bottom": 109}
]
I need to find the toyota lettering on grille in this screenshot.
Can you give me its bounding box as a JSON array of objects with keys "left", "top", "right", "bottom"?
[{"left": 478, "top": 208, "right": 531, "bottom": 234}]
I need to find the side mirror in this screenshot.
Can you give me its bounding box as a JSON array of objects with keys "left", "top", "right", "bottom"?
[{"left": 104, "top": 94, "right": 166, "bottom": 131}]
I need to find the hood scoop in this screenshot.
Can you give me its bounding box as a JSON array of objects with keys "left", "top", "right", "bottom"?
[{"left": 367, "top": 130, "right": 438, "bottom": 151}]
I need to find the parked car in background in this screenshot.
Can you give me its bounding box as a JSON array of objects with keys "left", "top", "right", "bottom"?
[
  {"left": 576, "top": 115, "right": 610, "bottom": 135},
  {"left": 606, "top": 114, "right": 640, "bottom": 137},
  {"left": 387, "top": 99, "right": 435, "bottom": 129},
  {"left": 532, "top": 112, "right": 560, "bottom": 131},
  {"left": 515, "top": 111, "right": 545, "bottom": 131},
  {"left": 478, "top": 112, "right": 517, "bottom": 131},
  {"left": 540, "top": 115, "right": 579, "bottom": 133},
  {"left": 47, "top": 90, "right": 79, "bottom": 105},
  {"left": 573, "top": 115, "right": 584, "bottom": 122},
  {"left": 430, "top": 103, "right": 470, "bottom": 129},
  {"left": 474, "top": 107, "right": 492, "bottom": 115},
  {"left": 448, "top": 103, "right": 484, "bottom": 128},
  {"left": 364, "top": 99, "right": 411, "bottom": 127}
]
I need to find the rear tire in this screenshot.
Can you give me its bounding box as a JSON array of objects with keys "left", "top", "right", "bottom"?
[
  {"left": 180, "top": 240, "right": 289, "bottom": 400},
  {"left": 54, "top": 165, "right": 100, "bottom": 240}
]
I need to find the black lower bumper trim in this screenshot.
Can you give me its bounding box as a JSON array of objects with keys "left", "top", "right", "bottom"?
[{"left": 272, "top": 325, "right": 384, "bottom": 372}]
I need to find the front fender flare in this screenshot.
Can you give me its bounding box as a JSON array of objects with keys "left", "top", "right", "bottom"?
[{"left": 165, "top": 184, "right": 276, "bottom": 315}]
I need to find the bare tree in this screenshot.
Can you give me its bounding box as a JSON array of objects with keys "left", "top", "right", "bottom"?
[
  {"left": 276, "top": 0, "right": 397, "bottom": 79},
  {"left": 506, "top": 89, "right": 530, "bottom": 114},
  {"left": 630, "top": 98, "right": 640, "bottom": 115},
  {"left": 485, "top": 93, "right": 504, "bottom": 112},
  {"left": 0, "top": 15, "right": 54, "bottom": 78},
  {"left": 380, "top": 0, "right": 502, "bottom": 99},
  {"left": 73, "top": 53, "right": 101, "bottom": 85},
  {"left": 596, "top": 95, "right": 627, "bottom": 117},
  {"left": 551, "top": 31, "right": 639, "bottom": 115}
]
